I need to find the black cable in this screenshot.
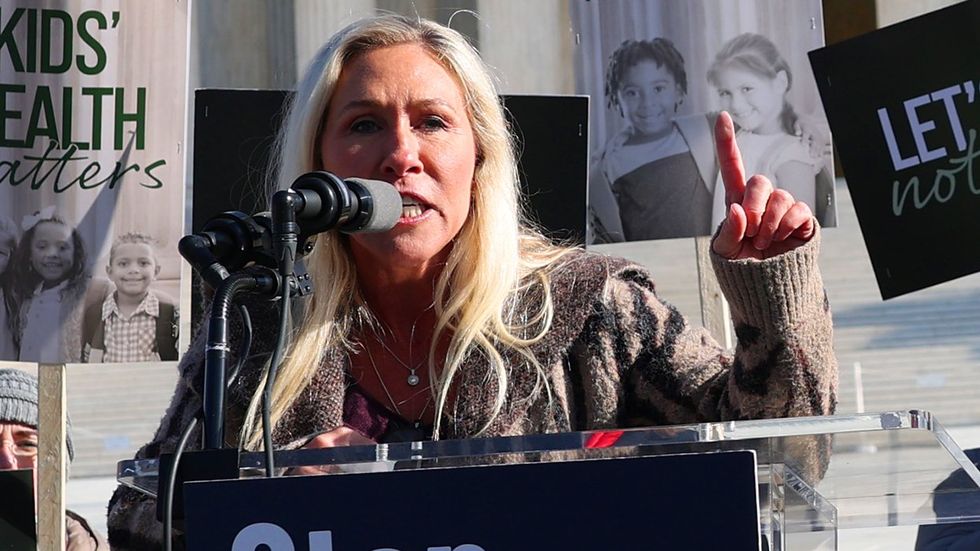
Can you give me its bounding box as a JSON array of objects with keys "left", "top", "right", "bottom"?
[
  {"left": 163, "top": 416, "right": 197, "bottom": 551},
  {"left": 227, "top": 304, "right": 252, "bottom": 387},
  {"left": 261, "top": 275, "right": 291, "bottom": 477},
  {"left": 262, "top": 188, "right": 302, "bottom": 477},
  {"left": 163, "top": 304, "right": 252, "bottom": 550}
]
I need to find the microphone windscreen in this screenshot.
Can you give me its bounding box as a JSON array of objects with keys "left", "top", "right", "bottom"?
[{"left": 345, "top": 178, "right": 402, "bottom": 232}]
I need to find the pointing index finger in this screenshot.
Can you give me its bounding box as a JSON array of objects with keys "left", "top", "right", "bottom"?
[{"left": 715, "top": 111, "right": 746, "bottom": 207}]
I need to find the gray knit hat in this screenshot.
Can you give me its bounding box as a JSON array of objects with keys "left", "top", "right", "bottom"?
[{"left": 0, "top": 369, "right": 74, "bottom": 461}]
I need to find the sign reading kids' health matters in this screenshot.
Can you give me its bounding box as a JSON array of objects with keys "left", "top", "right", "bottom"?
[
  {"left": 0, "top": 2, "right": 187, "bottom": 363},
  {"left": 809, "top": 0, "right": 980, "bottom": 299}
]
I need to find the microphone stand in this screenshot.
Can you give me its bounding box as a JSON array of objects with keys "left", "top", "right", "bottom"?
[
  {"left": 258, "top": 189, "right": 310, "bottom": 476},
  {"left": 203, "top": 267, "right": 281, "bottom": 449},
  {"left": 157, "top": 266, "right": 284, "bottom": 532},
  {"left": 162, "top": 197, "right": 316, "bottom": 542}
]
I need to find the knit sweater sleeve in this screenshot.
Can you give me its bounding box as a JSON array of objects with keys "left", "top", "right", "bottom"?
[{"left": 575, "top": 229, "right": 836, "bottom": 427}]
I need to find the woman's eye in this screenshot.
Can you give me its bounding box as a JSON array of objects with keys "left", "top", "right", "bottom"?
[
  {"left": 418, "top": 116, "right": 448, "bottom": 131},
  {"left": 350, "top": 119, "right": 381, "bottom": 133},
  {"left": 740, "top": 86, "right": 753, "bottom": 94},
  {"left": 718, "top": 90, "right": 731, "bottom": 98}
]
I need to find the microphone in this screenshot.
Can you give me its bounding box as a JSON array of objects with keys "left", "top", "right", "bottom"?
[
  {"left": 178, "top": 211, "right": 276, "bottom": 288},
  {"left": 291, "top": 171, "right": 402, "bottom": 238},
  {"left": 272, "top": 171, "right": 402, "bottom": 274},
  {"left": 181, "top": 172, "right": 401, "bottom": 286}
]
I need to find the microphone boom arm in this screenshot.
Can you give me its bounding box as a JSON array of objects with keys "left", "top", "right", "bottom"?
[{"left": 202, "top": 267, "right": 280, "bottom": 450}]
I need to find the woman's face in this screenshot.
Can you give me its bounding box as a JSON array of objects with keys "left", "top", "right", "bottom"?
[
  {"left": 319, "top": 43, "right": 477, "bottom": 277},
  {"left": 617, "top": 60, "right": 683, "bottom": 138},
  {"left": 0, "top": 422, "right": 39, "bottom": 512}
]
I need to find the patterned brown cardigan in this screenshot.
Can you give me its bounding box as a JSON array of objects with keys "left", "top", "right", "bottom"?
[{"left": 107, "top": 232, "right": 836, "bottom": 549}]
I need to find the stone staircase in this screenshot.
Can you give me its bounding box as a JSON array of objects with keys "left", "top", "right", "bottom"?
[{"left": 66, "top": 363, "right": 178, "bottom": 478}]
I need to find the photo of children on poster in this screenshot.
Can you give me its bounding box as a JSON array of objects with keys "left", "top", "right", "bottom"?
[
  {"left": 573, "top": 0, "right": 836, "bottom": 244},
  {"left": 809, "top": 0, "right": 980, "bottom": 299},
  {"left": 0, "top": 2, "right": 186, "bottom": 363}
]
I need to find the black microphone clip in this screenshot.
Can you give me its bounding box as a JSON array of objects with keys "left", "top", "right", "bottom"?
[{"left": 178, "top": 211, "right": 276, "bottom": 288}]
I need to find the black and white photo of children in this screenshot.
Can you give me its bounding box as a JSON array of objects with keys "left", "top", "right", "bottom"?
[
  {"left": 574, "top": 0, "right": 836, "bottom": 244},
  {"left": 0, "top": 2, "right": 186, "bottom": 365},
  {"left": 0, "top": 203, "right": 181, "bottom": 364}
]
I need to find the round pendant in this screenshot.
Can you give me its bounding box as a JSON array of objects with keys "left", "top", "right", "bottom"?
[{"left": 407, "top": 373, "right": 420, "bottom": 386}]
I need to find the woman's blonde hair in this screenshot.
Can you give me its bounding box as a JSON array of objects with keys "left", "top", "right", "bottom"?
[{"left": 241, "top": 14, "right": 572, "bottom": 447}]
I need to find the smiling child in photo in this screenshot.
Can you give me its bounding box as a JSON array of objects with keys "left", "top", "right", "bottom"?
[
  {"left": 84, "top": 232, "right": 178, "bottom": 363},
  {"left": 707, "top": 33, "right": 821, "bottom": 225},
  {"left": 8, "top": 208, "right": 89, "bottom": 363},
  {"left": 590, "top": 38, "right": 720, "bottom": 242}
]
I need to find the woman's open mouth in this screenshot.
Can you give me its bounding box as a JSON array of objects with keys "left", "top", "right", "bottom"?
[{"left": 400, "top": 196, "right": 431, "bottom": 221}]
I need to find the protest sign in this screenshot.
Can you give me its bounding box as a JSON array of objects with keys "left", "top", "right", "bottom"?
[{"left": 810, "top": 0, "right": 980, "bottom": 298}]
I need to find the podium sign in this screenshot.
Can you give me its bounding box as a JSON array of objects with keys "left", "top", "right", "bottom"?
[{"left": 183, "top": 451, "right": 760, "bottom": 550}]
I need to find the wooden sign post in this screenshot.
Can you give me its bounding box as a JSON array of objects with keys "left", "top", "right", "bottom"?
[
  {"left": 696, "top": 237, "right": 733, "bottom": 350},
  {"left": 37, "top": 363, "right": 67, "bottom": 551}
]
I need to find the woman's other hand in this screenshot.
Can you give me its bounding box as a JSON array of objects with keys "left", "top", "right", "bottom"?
[
  {"left": 287, "top": 426, "right": 376, "bottom": 476},
  {"left": 712, "top": 112, "right": 816, "bottom": 260}
]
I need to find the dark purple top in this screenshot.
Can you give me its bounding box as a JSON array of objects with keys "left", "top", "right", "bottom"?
[{"left": 342, "top": 383, "right": 433, "bottom": 443}]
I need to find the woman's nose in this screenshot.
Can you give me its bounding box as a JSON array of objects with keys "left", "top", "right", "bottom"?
[{"left": 380, "top": 123, "right": 423, "bottom": 178}]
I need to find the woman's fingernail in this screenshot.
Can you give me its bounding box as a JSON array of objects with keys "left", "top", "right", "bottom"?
[{"left": 754, "top": 236, "right": 768, "bottom": 250}]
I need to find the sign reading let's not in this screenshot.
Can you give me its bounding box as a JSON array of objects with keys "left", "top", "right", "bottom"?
[{"left": 810, "top": 0, "right": 980, "bottom": 299}]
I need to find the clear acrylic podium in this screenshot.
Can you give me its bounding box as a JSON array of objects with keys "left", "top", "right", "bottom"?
[{"left": 118, "top": 410, "right": 980, "bottom": 550}]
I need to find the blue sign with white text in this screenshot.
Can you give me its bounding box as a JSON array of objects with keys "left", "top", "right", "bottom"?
[{"left": 183, "top": 450, "right": 760, "bottom": 550}]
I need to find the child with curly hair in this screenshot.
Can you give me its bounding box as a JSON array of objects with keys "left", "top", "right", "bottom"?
[{"left": 591, "top": 38, "right": 718, "bottom": 242}]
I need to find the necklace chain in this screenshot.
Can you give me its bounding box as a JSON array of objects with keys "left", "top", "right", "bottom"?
[
  {"left": 370, "top": 309, "right": 432, "bottom": 387},
  {"left": 374, "top": 334, "right": 425, "bottom": 386},
  {"left": 365, "top": 345, "right": 433, "bottom": 424}
]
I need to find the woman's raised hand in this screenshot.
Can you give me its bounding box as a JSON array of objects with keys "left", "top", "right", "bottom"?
[{"left": 712, "top": 111, "right": 816, "bottom": 260}]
